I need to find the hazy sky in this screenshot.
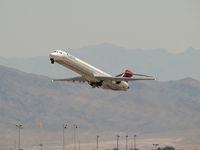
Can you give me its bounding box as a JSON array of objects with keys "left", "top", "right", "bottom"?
[{"left": 0, "top": 0, "right": 200, "bottom": 57}]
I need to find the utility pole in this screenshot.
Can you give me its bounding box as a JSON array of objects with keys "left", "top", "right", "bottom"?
[
  {"left": 130, "top": 136, "right": 133, "bottom": 150},
  {"left": 97, "top": 135, "right": 99, "bottom": 150},
  {"left": 126, "top": 135, "right": 128, "bottom": 150},
  {"left": 16, "top": 124, "right": 23, "bottom": 150},
  {"left": 116, "top": 135, "right": 120, "bottom": 150},
  {"left": 79, "top": 140, "right": 80, "bottom": 150},
  {"left": 63, "top": 123, "right": 68, "bottom": 150},
  {"left": 74, "top": 124, "right": 78, "bottom": 150},
  {"left": 134, "top": 134, "right": 136, "bottom": 150},
  {"left": 39, "top": 144, "right": 43, "bottom": 150}
]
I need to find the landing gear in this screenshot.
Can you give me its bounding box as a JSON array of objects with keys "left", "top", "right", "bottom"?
[
  {"left": 50, "top": 58, "right": 54, "bottom": 64},
  {"left": 88, "top": 81, "right": 103, "bottom": 88},
  {"left": 116, "top": 81, "right": 121, "bottom": 84}
]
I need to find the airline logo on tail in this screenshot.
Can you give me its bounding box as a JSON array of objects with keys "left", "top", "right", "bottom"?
[{"left": 116, "top": 70, "right": 133, "bottom": 78}]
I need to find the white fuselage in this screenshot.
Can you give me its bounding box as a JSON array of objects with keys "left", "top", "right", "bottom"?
[{"left": 49, "top": 50, "right": 129, "bottom": 90}]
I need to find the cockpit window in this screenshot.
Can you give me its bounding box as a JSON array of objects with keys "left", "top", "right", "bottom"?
[{"left": 53, "top": 50, "right": 65, "bottom": 54}]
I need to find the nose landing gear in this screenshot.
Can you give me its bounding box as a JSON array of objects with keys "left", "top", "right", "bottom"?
[{"left": 50, "top": 58, "right": 54, "bottom": 64}]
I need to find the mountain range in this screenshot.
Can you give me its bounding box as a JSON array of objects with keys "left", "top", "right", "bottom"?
[
  {"left": 0, "top": 43, "right": 200, "bottom": 81},
  {"left": 0, "top": 65, "right": 200, "bottom": 149}
]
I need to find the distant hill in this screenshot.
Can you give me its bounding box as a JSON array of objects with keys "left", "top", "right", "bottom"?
[
  {"left": 0, "top": 43, "right": 200, "bottom": 80},
  {"left": 0, "top": 65, "right": 200, "bottom": 143}
]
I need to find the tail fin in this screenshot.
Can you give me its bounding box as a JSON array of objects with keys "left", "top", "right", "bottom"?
[
  {"left": 116, "top": 69, "right": 133, "bottom": 77},
  {"left": 122, "top": 69, "right": 133, "bottom": 77}
]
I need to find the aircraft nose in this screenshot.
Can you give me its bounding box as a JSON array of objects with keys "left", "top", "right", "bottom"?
[
  {"left": 49, "top": 52, "right": 55, "bottom": 57},
  {"left": 49, "top": 52, "right": 57, "bottom": 64},
  {"left": 49, "top": 52, "right": 55, "bottom": 58}
]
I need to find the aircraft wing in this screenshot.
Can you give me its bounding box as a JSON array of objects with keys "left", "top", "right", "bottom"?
[
  {"left": 95, "top": 76, "right": 155, "bottom": 82},
  {"left": 52, "top": 76, "right": 87, "bottom": 82}
]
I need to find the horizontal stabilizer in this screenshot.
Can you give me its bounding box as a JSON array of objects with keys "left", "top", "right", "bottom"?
[
  {"left": 132, "top": 73, "right": 153, "bottom": 77},
  {"left": 95, "top": 76, "right": 155, "bottom": 82},
  {"left": 116, "top": 70, "right": 153, "bottom": 78}
]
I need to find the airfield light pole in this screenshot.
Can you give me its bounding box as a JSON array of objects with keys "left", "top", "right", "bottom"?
[
  {"left": 97, "top": 135, "right": 99, "bottom": 150},
  {"left": 16, "top": 124, "right": 23, "bottom": 150},
  {"left": 39, "top": 143, "right": 43, "bottom": 150},
  {"left": 63, "top": 123, "right": 68, "bottom": 150},
  {"left": 74, "top": 124, "right": 78, "bottom": 150},
  {"left": 78, "top": 126, "right": 80, "bottom": 150},
  {"left": 126, "top": 135, "right": 128, "bottom": 150},
  {"left": 134, "top": 134, "right": 136, "bottom": 150},
  {"left": 130, "top": 136, "right": 133, "bottom": 150},
  {"left": 116, "top": 135, "right": 120, "bottom": 150}
]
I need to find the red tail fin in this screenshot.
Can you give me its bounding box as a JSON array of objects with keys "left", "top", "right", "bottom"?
[
  {"left": 123, "top": 69, "right": 133, "bottom": 77},
  {"left": 116, "top": 69, "right": 133, "bottom": 77}
]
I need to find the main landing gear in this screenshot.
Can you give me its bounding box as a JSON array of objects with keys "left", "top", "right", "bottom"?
[
  {"left": 89, "top": 81, "right": 103, "bottom": 88},
  {"left": 50, "top": 58, "right": 54, "bottom": 64}
]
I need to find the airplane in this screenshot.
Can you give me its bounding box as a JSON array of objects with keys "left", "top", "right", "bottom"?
[{"left": 49, "top": 50, "right": 155, "bottom": 91}]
